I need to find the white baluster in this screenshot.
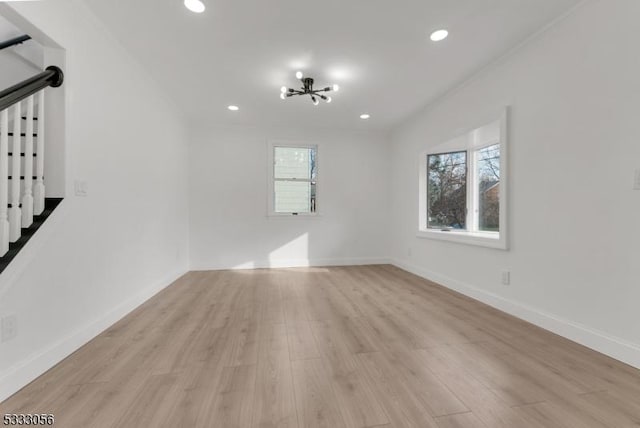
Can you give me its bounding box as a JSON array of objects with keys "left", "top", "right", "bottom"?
[
  {"left": 9, "top": 102, "right": 22, "bottom": 242},
  {"left": 0, "top": 110, "right": 9, "bottom": 256},
  {"left": 22, "top": 95, "right": 34, "bottom": 227},
  {"left": 34, "top": 91, "right": 45, "bottom": 215}
]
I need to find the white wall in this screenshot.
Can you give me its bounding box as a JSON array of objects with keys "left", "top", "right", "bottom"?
[
  {"left": 389, "top": 0, "right": 640, "bottom": 367},
  {"left": 189, "top": 124, "right": 389, "bottom": 270},
  {"left": 0, "top": 51, "right": 39, "bottom": 90},
  {"left": 0, "top": 14, "right": 41, "bottom": 90},
  {"left": 0, "top": 0, "right": 189, "bottom": 401}
]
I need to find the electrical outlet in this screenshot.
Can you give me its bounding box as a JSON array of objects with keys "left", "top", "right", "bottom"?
[
  {"left": 634, "top": 169, "right": 640, "bottom": 190},
  {"left": 501, "top": 270, "right": 511, "bottom": 286},
  {"left": 74, "top": 180, "right": 88, "bottom": 197},
  {"left": 1, "top": 315, "right": 17, "bottom": 342}
]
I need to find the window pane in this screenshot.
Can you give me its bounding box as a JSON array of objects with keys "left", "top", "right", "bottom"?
[
  {"left": 427, "top": 151, "right": 467, "bottom": 229},
  {"left": 274, "top": 147, "right": 315, "bottom": 180},
  {"left": 275, "top": 181, "right": 311, "bottom": 213},
  {"left": 477, "top": 144, "right": 500, "bottom": 232}
]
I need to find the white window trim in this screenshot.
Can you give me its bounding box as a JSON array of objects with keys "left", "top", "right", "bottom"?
[
  {"left": 267, "top": 140, "right": 319, "bottom": 217},
  {"left": 417, "top": 109, "right": 509, "bottom": 250}
]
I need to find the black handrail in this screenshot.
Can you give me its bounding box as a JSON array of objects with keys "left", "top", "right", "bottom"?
[
  {"left": 0, "top": 66, "right": 64, "bottom": 112},
  {"left": 0, "top": 35, "right": 31, "bottom": 51}
]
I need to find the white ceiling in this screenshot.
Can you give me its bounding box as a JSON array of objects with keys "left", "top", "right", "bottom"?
[{"left": 84, "top": 0, "right": 582, "bottom": 132}]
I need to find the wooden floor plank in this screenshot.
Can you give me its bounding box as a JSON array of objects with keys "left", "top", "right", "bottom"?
[
  {"left": 515, "top": 401, "right": 608, "bottom": 428},
  {"left": 112, "top": 373, "right": 180, "bottom": 428},
  {"left": 434, "top": 412, "right": 488, "bottom": 428},
  {"left": 357, "top": 351, "right": 440, "bottom": 428},
  {"left": 286, "top": 321, "right": 320, "bottom": 361},
  {"left": 291, "top": 358, "right": 347, "bottom": 428},
  {"left": 251, "top": 323, "right": 299, "bottom": 428},
  {"left": 309, "top": 318, "right": 389, "bottom": 428},
  {"left": 385, "top": 349, "right": 469, "bottom": 417},
  {"left": 201, "top": 365, "right": 257, "bottom": 428}
]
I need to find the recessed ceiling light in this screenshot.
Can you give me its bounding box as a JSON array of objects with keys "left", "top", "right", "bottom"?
[
  {"left": 430, "top": 29, "right": 449, "bottom": 42},
  {"left": 360, "top": 114, "right": 370, "bottom": 120},
  {"left": 228, "top": 105, "right": 239, "bottom": 111},
  {"left": 184, "top": 0, "right": 205, "bottom": 13},
  {"left": 295, "top": 71, "right": 304, "bottom": 79}
]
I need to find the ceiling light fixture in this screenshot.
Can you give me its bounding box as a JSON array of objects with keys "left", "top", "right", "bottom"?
[
  {"left": 227, "top": 105, "right": 239, "bottom": 111},
  {"left": 184, "top": 0, "right": 205, "bottom": 13},
  {"left": 430, "top": 29, "right": 448, "bottom": 42},
  {"left": 280, "top": 71, "right": 339, "bottom": 105},
  {"left": 360, "top": 114, "right": 370, "bottom": 120}
]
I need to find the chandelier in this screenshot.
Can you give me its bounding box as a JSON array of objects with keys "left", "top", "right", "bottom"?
[{"left": 280, "top": 71, "right": 339, "bottom": 105}]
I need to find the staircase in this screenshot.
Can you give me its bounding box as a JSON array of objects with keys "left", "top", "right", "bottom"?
[{"left": 0, "top": 37, "right": 64, "bottom": 274}]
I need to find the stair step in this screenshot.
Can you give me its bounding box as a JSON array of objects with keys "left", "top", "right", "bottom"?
[
  {"left": 8, "top": 153, "right": 37, "bottom": 157},
  {"left": 8, "top": 176, "right": 38, "bottom": 180},
  {"left": 0, "top": 198, "right": 63, "bottom": 273}
]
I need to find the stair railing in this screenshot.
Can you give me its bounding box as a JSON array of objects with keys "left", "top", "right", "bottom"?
[
  {"left": 0, "top": 35, "right": 31, "bottom": 51},
  {"left": 0, "top": 66, "right": 63, "bottom": 256}
]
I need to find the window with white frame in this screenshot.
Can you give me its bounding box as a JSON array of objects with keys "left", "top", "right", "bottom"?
[
  {"left": 418, "top": 111, "right": 508, "bottom": 249},
  {"left": 269, "top": 143, "right": 317, "bottom": 215}
]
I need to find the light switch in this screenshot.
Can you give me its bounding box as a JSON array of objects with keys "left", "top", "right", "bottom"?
[
  {"left": 74, "top": 180, "right": 88, "bottom": 197},
  {"left": 501, "top": 270, "right": 511, "bottom": 286}
]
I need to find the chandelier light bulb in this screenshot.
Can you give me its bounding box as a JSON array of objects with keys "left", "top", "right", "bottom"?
[
  {"left": 295, "top": 71, "right": 304, "bottom": 79},
  {"left": 326, "top": 96, "right": 332, "bottom": 103},
  {"left": 312, "top": 96, "right": 319, "bottom": 106},
  {"left": 332, "top": 84, "right": 340, "bottom": 92},
  {"left": 184, "top": 0, "right": 205, "bottom": 13},
  {"left": 280, "top": 86, "right": 287, "bottom": 93},
  {"left": 280, "top": 92, "right": 286, "bottom": 100}
]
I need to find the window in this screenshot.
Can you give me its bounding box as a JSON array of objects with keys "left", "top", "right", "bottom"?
[
  {"left": 269, "top": 143, "right": 317, "bottom": 215},
  {"left": 418, "top": 111, "right": 508, "bottom": 249},
  {"left": 427, "top": 151, "right": 467, "bottom": 230},
  {"left": 476, "top": 144, "right": 500, "bottom": 232}
]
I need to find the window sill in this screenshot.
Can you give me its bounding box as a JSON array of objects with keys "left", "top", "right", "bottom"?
[
  {"left": 267, "top": 212, "right": 322, "bottom": 219},
  {"left": 416, "top": 228, "right": 507, "bottom": 250}
]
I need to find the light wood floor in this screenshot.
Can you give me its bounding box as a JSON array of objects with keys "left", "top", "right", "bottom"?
[{"left": 2, "top": 265, "right": 640, "bottom": 427}]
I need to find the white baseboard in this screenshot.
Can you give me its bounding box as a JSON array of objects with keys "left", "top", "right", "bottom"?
[
  {"left": 391, "top": 258, "right": 640, "bottom": 369},
  {"left": 0, "top": 268, "right": 188, "bottom": 403},
  {"left": 190, "top": 257, "right": 390, "bottom": 271}
]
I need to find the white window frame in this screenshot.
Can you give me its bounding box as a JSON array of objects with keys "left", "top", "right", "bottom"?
[
  {"left": 417, "top": 109, "right": 508, "bottom": 250},
  {"left": 267, "top": 140, "right": 319, "bottom": 217}
]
